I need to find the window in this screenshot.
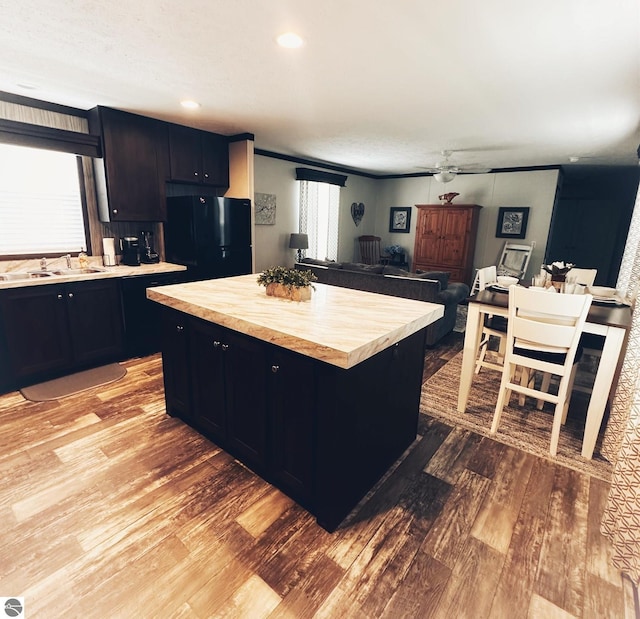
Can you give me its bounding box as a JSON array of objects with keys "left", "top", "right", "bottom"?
[
  {"left": 0, "top": 143, "right": 88, "bottom": 257},
  {"left": 298, "top": 180, "right": 340, "bottom": 261}
]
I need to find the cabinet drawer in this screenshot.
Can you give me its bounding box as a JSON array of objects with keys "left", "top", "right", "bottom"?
[{"left": 414, "top": 262, "right": 464, "bottom": 283}]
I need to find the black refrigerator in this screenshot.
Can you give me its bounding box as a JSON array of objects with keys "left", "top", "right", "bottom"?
[{"left": 165, "top": 196, "right": 252, "bottom": 281}]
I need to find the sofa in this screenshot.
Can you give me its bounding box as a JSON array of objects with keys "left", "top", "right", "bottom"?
[{"left": 295, "top": 258, "right": 470, "bottom": 347}]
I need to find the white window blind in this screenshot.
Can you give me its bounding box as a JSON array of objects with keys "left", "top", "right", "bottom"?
[
  {"left": 299, "top": 180, "right": 340, "bottom": 261},
  {"left": 0, "top": 143, "right": 87, "bottom": 256}
]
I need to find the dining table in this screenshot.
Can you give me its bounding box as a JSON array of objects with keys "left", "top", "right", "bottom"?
[{"left": 457, "top": 286, "right": 632, "bottom": 459}]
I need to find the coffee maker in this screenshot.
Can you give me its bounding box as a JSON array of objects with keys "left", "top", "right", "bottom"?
[
  {"left": 120, "top": 236, "right": 140, "bottom": 266},
  {"left": 139, "top": 230, "right": 160, "bottom": 264}
]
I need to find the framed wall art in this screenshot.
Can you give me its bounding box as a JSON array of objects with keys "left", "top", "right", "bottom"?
[
  {"left": 496, "top": 207, "right": 529, "bottom": 239},
  {"left": 254, "top": 192, "right": 276, "bottom": 225},
  {"left": 389, "top": 207, "right": 411, "bottom": 233}
]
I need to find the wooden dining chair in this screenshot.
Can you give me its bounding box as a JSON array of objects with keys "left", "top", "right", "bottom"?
[
  {"left": 358, "top": 235, "right": 383, "bottom": 265},
  {"left": 475, "top": 266, "right": 508, "bottom": 374},
  {"left": 491, "top": 285, "right": 592, "bottom": 456}
]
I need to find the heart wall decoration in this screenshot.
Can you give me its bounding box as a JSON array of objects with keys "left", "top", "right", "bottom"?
[{"left": 351, "top": 202, "right": 365, "bottom": 226}]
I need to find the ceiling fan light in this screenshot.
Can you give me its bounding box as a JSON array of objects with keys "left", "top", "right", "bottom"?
[{"left": 434, "top": 171, "right": 456, "bottom": 183}]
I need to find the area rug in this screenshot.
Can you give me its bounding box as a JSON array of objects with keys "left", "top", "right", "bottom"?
[
  {"left": 20, "top": 363, "right": 127, "bottom": 402},
  {"left": 420, "top": 351, "right": 613, "bottom": 482}
]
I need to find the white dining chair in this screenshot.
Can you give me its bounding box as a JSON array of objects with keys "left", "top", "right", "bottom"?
[
  {"left": 491, "top": 285, "right": 592, "bottom": 456},
  {"left": 568, "top": 268, "right": 597, "bottom": 287},
  {"left": 475, "top": 266, "right": 508, "bottom": 374}
]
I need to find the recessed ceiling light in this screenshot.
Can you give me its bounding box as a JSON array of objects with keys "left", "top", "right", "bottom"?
[
  {"left": 569, "top": 156, "right": 580, "bottom": 162},
  {"left": 277, "top": 32, "right": 304, "bottom": 48},
  {"left": 180, "top": 100, "right": 200, "bottom": 110}
]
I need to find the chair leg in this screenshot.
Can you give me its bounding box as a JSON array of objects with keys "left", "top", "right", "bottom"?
[
  {"left": 562, "top": 364, "right": 579, "bottom": 424},
  {"left": 537, "top": 372, "right": 552, "bottom": 410},
  {"left": 475, "top": 338, "right": 489, "bottom": 374},
  {"left": 550, "top": 376, "right": 572, "bottom": 456},
  {"left": 497, "top": 334, "right": 507, "bottom": 358},
  {"left": 518, "top": 367, "right": 532, "bottom": 406},
  {"left": 492, "top": 363, "right": 514, "bottom": 434}
]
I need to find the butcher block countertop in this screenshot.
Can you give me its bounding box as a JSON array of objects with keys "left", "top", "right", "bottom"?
[{"left": 147, "top": 273, "right": 444, "bottom": 369}]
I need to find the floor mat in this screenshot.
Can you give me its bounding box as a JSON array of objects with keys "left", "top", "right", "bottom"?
[{"left": 20, "top": 363, "right": 127, "bottom": 402}]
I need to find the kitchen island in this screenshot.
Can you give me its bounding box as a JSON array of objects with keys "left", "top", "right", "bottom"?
[{"left": 148, "top": 274, "right": 443, "bottom": 531}]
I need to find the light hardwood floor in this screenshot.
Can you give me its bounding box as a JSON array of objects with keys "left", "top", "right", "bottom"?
[{"left": 0, "top": 333, "right": 637, "bottom": 618}]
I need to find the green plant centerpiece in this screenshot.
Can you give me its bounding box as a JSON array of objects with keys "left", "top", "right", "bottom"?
[{"left": 257, "top": 266, "right": 317, "bottom": 302}]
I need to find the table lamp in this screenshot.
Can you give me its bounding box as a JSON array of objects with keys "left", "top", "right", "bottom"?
[{"left": 289, "top": 233, "right": 309, "bottom": 262}]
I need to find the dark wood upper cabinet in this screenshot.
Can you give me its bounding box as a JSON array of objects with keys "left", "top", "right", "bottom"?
[
  {"left": 168, "top": 124, "right": 229, "bottom": 188},
  {"left": 89, "top": 106, "right": 168, "bottom": 222}
]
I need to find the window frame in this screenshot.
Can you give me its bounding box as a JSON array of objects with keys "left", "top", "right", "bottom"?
[{"left": 0, "top": 144, "right": 92, "bottom": 259}]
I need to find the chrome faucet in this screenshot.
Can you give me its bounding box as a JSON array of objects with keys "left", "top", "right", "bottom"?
[
  {"left": 65, "top": 254, "right": 72, "bottom": 269},
  {"left": 40, "top": 257, "right": 47, "bottom": 271}
]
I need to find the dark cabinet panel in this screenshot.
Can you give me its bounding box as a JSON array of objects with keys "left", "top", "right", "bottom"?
[
  {"left": 269, "top": 348, "right": 316, "bottom": 506},
  {"left": 160, "top": 308, "right": 191, "bottom": 419},
  {"left": 189, "top": 319, "right": 227, "bottom": 441},
  {"left": 0, "top": 284, "right": 72, "bottom": 381},
  {"left": 66, "top": 280, "right": 124, "bottom": 365},
  {"left": 223, "top": 330, "right": 268, "bottom": 470},
  {"left": 120, "top": 272, "right": 187, "bottom": 358},
  {"left": 89, "top": 106, "right": 167, "bottom": 222},
  {"left": 168, "top": 124, "right": 229, "bottom": 188},
  {"left": 0, "top": 279, "right": 124, "bottom": 390},
  {"left": 188, "top": 318, "right": 267, "bottom": 471},
  {"left": 201, "top": 131, "right": 229, "bottom": 188}
]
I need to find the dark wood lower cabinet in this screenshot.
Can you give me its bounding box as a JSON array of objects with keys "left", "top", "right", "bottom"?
[
  {"left": 159, "top": 307, "right": 425, "bottom": 532},
  {"left": 120, "top": 272, "right": 187, "bottom": 358},
  {"left": 0, "top": 279, "right": 124, "bottom": 390},
  {"left": 189, "top": 318, "right": 269, "bottom": 472},
  {"left": 160, "top": 308, "right": 191, "bottom": 420}
]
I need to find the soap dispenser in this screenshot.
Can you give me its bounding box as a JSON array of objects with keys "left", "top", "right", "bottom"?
[{"left": 78, "top": 250, "right": 89, "bottom": 269}]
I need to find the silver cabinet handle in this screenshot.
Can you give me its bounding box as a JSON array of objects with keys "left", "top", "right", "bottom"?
[
  {"left": 194, "top": 171, "right": 198, "bottom": 177},
  {"left": 112, "top": 209, "right": 118, "bottom": 215},
  {"left": 221, "top": 344, "right": 229, "bottom": 351},
  {"left": 213, "top": 340, "right": 221, "bottom": 348},
  {"left": 68, "top": 292, "right": 74, "bottom": 298},
  {"left": 57, "top": 294, "right": 63, "bottom": 300},
  {"left": 271, "top": 365, "right": 279, "bottom": 373},
  {"left": 176, "top": 325, "right": 184, "bottom": 332}
]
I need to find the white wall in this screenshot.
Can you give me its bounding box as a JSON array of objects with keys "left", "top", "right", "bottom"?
[
  {"left": 253, "top": 155, "right": 379, "bottom": 271},
  {"left": 254, "top": 153, "right": 559, "bottom": 281},
  {"left": 374, "top": 169, "right": 559, "bottom": 281}
]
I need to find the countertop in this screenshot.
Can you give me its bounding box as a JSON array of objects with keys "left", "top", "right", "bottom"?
[
  {"left": 147, "top": 274, "right": 444, "bottom": 368},
  {"left": 0, "top": 260, "right": 187, "bottom": 290}
]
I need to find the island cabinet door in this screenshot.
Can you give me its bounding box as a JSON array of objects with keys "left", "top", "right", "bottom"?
[
  {"left": 223, "top": 331, "right": 268, "bottom": 472},
  {"left": 160, "top": 308, "right": 191, "bottom": 420},
  {"left": 268, "top": 348, "right": 316, "bottom": 509},
  {"left": 188, "top": 319, "right": 227, "bottom": 442}
]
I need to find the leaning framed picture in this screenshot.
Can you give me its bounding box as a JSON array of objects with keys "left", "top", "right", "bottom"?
[
  {"left": 496, "top": 207, "right": 530, "bottom": 239},
  {"left": 389, "top": 207, "right": 411, "bottom": 233}
]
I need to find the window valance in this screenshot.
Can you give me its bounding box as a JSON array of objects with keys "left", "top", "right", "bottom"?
[{"left": 295, "top": 167, "right": 347, "bottom": 187}]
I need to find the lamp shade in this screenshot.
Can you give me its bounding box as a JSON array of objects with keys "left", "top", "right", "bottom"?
[{"left": 289, "top": 233, "right": 309, "bottom": 249}]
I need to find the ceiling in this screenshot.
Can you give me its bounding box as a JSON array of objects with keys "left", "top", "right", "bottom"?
[{"left": 1, "top": 0, "right": 639, "bottom": 176}]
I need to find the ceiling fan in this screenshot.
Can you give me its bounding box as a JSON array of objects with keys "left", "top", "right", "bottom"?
[{"left": 423, "top": 150, "right": 492, "bottom": 183}]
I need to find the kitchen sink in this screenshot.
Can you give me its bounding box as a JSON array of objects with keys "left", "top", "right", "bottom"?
[
  {"left": 51, "top": 268, "right": 107, "bottom": 275},
  {"left": 0, "top": 271, "right": 55, "bottom": 281},
  {"left": 0, "top": 267, "right": 107, "bottom": 282}
]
